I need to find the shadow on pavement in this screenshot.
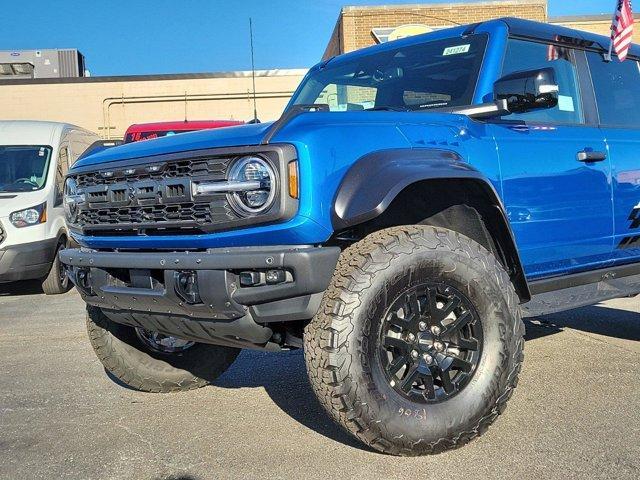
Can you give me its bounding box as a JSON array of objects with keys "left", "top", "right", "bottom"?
[
  {"left": 215, "top": 349, "right": 373, "bottom": 453},
  {"left": 525, "top": 303, "right": 640, "bottom": 343},
  {"left": 100, "top": 302, "right": 639, "bottom": 453},
  {"left": 0, "top": 280, "right": 43, "bottom": 297}
]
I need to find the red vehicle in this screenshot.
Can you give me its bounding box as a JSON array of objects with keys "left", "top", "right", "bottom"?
[{"left": 123, "top": 120, "right": 243, "bottom": 143}]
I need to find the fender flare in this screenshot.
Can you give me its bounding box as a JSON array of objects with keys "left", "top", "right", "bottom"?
[{"left": 332, "top": 148, "right": 531, "bottom": 301}]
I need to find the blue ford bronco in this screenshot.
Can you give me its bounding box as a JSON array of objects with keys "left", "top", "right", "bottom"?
[{"left": 61, "top": 18, "right": 640, "bottom": 455}]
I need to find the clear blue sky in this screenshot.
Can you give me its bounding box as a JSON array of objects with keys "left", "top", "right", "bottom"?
[{"left": 0, "top": 0, "right": 612, "bottom": 76}]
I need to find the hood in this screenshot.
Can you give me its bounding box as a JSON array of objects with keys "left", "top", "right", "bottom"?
[
  {"left": 73, "top": 122, "right": 274, "bottom": 169},
  {"left": 0, "top": 191, "right": 48, "bottom": 217}
]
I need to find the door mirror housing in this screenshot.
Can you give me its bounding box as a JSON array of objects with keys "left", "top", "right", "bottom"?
[{"left": 493, "top": 67, "right": 559, "bottom": 114}]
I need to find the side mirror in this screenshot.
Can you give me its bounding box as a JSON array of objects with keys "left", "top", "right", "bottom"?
[
  {"left": 493, "top": 67, "right": 559, "bottom": 114},
  {"left": 54, "top": 184, "right": 64, "bottom": 207}
]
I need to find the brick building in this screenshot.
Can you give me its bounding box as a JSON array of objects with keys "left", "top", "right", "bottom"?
[{"left": 323, "top": 1, "right": 620, "bottom": 59}]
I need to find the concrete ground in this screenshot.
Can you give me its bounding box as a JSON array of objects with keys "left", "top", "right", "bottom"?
[{"left": 0, "top": 282, "right": 638, "bottom": 480}]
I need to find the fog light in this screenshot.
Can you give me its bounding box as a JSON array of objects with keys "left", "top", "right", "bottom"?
[
  {"left": 75, "top": 267, "right": 94, "bottom": 296},
  {"left": 239, "top": 271, "right": 262, "bottom": 287},
  {"left": 174, "top": 271, "right": 201, "bottom": 304},
  {"left": 265, "top": 270, "right": 286, "bottom": 285}
]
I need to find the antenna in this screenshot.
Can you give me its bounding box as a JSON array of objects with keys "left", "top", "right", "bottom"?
[{"left": 249, "top": 18, "right": 258, "bottom": 122}]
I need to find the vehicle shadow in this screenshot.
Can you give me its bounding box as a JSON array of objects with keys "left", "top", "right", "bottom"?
[
  {"left": 104, "top": 302, "right": 639, "bottom": 454},
  {"left": 0, "top": 280, "right": 43, "bottom": 297},
  {"left": 524, "top": 304, "right": 640, "bottom": 342},
  {"left": 214, "top": 349, "right": 373, "bottom": 453}
]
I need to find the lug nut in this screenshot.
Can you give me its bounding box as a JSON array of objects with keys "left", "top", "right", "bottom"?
[
  {"left": 431, "top": 325, "right": 442, "bottom": 335},
  {"left": 411, "top": 350, "right": 419, "bottom": 359},
  {"left": 418, "top": 321, "right": 427, "bottom": 331},
  {"left": 407, "top": 333, "right": 416, "bottom": 342}
]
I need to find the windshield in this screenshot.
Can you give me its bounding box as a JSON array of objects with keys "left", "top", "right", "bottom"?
[
  {"left": 290, "top": 34, "right": 488, "bottom": 112},
  {"left": 0, "top": 145, "right": 52, "bottom": 192}
]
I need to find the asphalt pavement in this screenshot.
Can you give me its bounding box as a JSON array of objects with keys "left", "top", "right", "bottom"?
[{"left": 0, "top": 282, "right": 638, "bottom": 480}]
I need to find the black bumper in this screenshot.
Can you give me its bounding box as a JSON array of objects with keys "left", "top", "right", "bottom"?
[
  {"left": 59, "top": 245, "right": 341, "bottom": 350},
  {"left": 0, "top": 238, "right": 57, "bottom": 283}
]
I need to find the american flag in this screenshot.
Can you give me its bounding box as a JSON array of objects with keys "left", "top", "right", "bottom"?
[{"left": 610, "top": 0, "right": 634, "bottom": 62}]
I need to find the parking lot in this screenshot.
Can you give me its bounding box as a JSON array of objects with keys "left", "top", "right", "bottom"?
[{"left": 0, "top": 283, "right": 638, "bottom": 480}]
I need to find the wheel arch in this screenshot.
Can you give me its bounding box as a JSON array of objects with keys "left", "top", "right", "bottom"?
[{"left": 331, "top": 149, "right": 530, "bottom": 302}]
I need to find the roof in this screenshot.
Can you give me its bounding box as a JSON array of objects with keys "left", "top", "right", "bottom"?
[
  {"left": 0, "top": 120, "right": 81, "bottom": 145},
  {"left": 125, "top": 120, "right": 244, "bottom": 133}
]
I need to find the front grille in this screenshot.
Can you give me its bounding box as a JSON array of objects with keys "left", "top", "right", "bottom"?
[
  {"left": 68, "top": 145, "right": 297, "bottom": 237},
  {"left": 79, "top": 200, "right": 234, "bottom": 229},
  {"left": 0, "top": 221, "right": 5, "bottom": 245},
  {"left": 75, "top": 157, "right": 230, "bottom": 187},
  {"left": 71, "top": 154, "right": 243, "bottom": 235}
]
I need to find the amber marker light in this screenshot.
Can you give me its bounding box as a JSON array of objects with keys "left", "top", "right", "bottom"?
[{"left": 288, "top": 160, "right": 299, "bottom": 199}]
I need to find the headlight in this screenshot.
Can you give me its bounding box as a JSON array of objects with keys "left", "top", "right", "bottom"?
[
  {"left": 10, "top": 202, "right": 47, "bottom": 228},
  {"left": 227, "top": 156, "right": 276, "bottom": 215},
  {"left": 63, "top": 177, "right": 84, "bottom": 224}
]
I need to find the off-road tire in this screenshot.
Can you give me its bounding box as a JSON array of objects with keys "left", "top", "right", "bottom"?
[
  {"left": 87, "top": 306, "right": 241, "bottom": 393},
  {"left": 304, "top": 226, "right": 524, "bottom": 456},
  {"left": 41, "top": 242, "right": 72, "bottom": 295}
]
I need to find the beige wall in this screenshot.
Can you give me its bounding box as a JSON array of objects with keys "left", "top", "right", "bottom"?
[
  {"left": 0, "top": 70, "right": 306, "bottom": 139},
  {"left": 552, "top": 20, "right": 612, "bottom": 37}
]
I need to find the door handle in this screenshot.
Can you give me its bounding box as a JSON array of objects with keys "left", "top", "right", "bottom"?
[{"left": 577, "top": 150, "right": 607, "bottom": 163}]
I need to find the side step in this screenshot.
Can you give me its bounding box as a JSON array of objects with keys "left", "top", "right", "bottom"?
[{"left": 523, "top": 268, "right": 640, "bottom": 318}]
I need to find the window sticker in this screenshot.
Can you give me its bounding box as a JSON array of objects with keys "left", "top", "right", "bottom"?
[
  {"left": 557, "top": 95, "right": 575, "bottom": 112},
  {"left": 443, "top": 44, "right": 470, "bottom": 56}
]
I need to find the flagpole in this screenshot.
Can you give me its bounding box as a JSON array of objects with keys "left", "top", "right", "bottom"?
[
  {"left": 606, "top": 38, "right": 614, "bottom": 62},
  {"left": 605, "top": 1, "right": 617, "bottom": 62}
]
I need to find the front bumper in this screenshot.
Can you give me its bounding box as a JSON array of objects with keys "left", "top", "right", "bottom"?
[
  {"left": 60, "top": 245, "right": 340, "bottom": 350},
  {"left": 0, "top": 238, "right": 58, "bottom": 283}
]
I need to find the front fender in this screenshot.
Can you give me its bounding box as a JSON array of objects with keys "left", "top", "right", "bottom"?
[{"left": 333, "top": 148, "right": 492, "bottom": 230}]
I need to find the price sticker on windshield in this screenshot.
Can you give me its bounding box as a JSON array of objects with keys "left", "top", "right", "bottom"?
[{"left": 443, "top": 44, "right": 471, "bottom": 56}]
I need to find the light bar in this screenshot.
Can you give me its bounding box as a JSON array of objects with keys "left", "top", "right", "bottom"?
[{"left": 192, "top": 180, "right": 263, "bottom": 195}]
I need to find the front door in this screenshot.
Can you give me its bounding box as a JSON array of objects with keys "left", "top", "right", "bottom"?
[{"left": 490, "top": 39, "right": 613, "bottom": 279}]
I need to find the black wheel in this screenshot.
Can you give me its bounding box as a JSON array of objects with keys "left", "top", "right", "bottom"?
[
  {"left": 41, "top": 241, "right": 71, "bottom": 295},
  {"left": 86, "top": 306, "right": 241, "bottom": 393},
  {"left": 304, "top": 226, "right": 524, "bottom": 456}
]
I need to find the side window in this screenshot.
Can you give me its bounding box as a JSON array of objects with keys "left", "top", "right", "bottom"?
[
  {"left": 586, "top": 52, "right": 640, "bottom": 128},
  {"left": 501, "top": 39, "right": 584, "bottom": 124}
]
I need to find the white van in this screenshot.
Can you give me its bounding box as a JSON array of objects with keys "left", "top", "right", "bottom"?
[{"left": 0, "top": 121, "right": 99, "bottom": 294}]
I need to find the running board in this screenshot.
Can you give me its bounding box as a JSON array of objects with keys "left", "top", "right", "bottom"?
[{"left": 523, "top": 270, "right": 640, "bottom": 318}]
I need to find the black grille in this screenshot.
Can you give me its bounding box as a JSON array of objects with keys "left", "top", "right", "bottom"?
[
  {"left": 67, "top": 144, "right": 297, "bottom": 237},
  {"left": 75, "top": 156, "right": 230, "bottom": 187},
  {"left": 0, "top": 222, "right": 5, "bottom": 245},
  {"left": 79, "top": 200, "right": 235, "bottom": 229},
  {"left": 71, "top": 155, "right": 242, "bottom": 234}
]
